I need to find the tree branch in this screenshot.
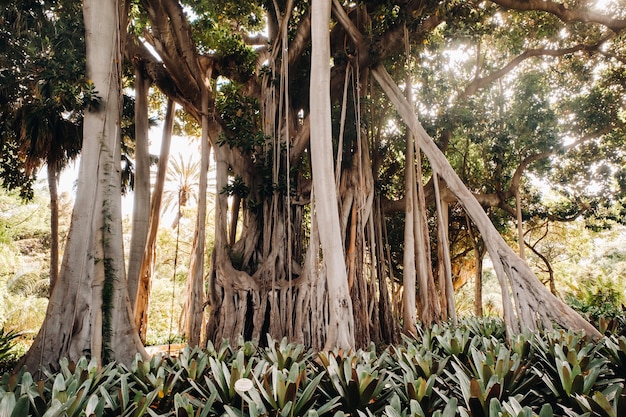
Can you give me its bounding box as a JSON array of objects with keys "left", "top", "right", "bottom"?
[
  {"left": 462, "top": 37, "right": 612, "bottom": 99},
  {"left": 489, "top": 0, "right": 626, "bottom": 33}
]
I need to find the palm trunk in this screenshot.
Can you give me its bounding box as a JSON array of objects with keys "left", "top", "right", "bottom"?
[{"left": 47, "top": 160, "right": 59, "bottom": 293}]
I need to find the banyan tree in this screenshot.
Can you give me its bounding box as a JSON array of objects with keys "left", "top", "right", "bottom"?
[{"left": 22, "top": 0, "right": 626, "bottom": 370}]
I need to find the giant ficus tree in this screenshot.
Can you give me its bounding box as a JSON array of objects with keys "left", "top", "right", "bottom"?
[
  {"left": 18, "top": 0, "right": 626, "bottom": 370},
  {"left": 131, "top": 0, "right": 624, "bottom": 348}
]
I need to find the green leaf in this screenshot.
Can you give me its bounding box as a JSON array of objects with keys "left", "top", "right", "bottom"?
[
  {"left": 51, "top": 374, "right": 66, "bottom": 400},
  {"left": 41, "top": 399, "right": 64, "bottom": 417},
  {"left": 224, "top": 405, "right": 243, "bottom": 417},
  {"left": 9, "top": 396, "right": 29, "bottom": 417},
  {"left": 441, "top": 398, "right": 458, "bottom": 417},
  {"left": 557, "top": 360, "right": 573, "bottom": 396},
  {"left": 538, "top": 404, "right": 554, "bottom": 417},
  {"left": 590, "top": 391, "right": 616, "bottom": 417},
  {"left": 488, "top": 397, "right": 502, "bottom": 416},
  {"left": 0, "top": 392, "right": 16, "bottom": 417},
  {"left": 84, "top": 394, "right": 101, "bottom": 417},
  {"left": 119, "top": 374, "right": 130, "bottom": 412},
  {"left": 198, "top": 391, "right": 219, "bottom": 417}
]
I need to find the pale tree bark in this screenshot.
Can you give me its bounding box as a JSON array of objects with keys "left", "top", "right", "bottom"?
[
  {"left": 398, "top": 30, "right": 441, "bottom": 329},
  {"left": 466, "top": 216, "right": 485, "bottom": 317},
  {"left": 402, "top": 46, "right": 418, "bottom": 336},
  {"left": 21, "top": 0, "right": 148, "bottom": 373},
  {"left": 47, "top": 160, "right": 59, "bottom": 293},
  {"left": 310, "top": 0, "right": 354, "bottom": 351},
  {"left": 184, "top": 86, "right": 210, "bottom": 347},
  {"left": 414, "top": 148, "right": 442, "bottom": 325},
  {"left": 515, "top": 188, "right": 525, "bottom": 260},
  {"left": 402, "top": 136, "right": 418, "bottom": 335},
  {"left": 128, "top": 67, "right": 152, "bottom": 306},
  {"left": 433, "top": 175, "right": 456, "bottom": 323},
  {"left": 134, "top": 98, "right": 176, "bottom": 342},
  {"left": 372, "top": 64, "right": 601, "bottom": 339}
]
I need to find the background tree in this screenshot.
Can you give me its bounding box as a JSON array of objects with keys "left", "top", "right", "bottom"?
[{"left": 0, "top": 0, "right": 91, "bottom": 290}]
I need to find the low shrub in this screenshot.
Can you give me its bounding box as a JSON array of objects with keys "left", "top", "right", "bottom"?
[{"left": 0, "top": 328, "right": 20, "bottom": 373}]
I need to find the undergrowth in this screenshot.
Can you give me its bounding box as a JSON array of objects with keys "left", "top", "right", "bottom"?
[{"left": 1, "top": 318, "right": 625, "bottom": 417}]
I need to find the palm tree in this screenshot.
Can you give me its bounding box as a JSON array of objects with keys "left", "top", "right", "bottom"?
[
  {"left": 163, "top": 152, "right": 201, "bottom": 229},
  {"left": 13, "top": 99, "right": 83, "bottom": 291},
  {"left": 2, "top": 0, "right": 89, "bottom": 291}
]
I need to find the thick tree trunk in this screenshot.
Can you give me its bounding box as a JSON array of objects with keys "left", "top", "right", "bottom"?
[
  {"left": 47, "top": 161, "right": 59, "bottom": 293},
  {"left": 134, "top": 98, "right": 175, "bottom": 343},
  {"left": 310, "top": 0, "right": 354, "bottom": 351},
  {"left": 21, "top": 0, "right": 147, "bottom": 373},
  {"left": 372, "top": 64, "right": 601, "bottom": 339},
  {"left": 128, "top": 68, "right": 151, "bottom": 306},
  {"left": 184, "top": 87, "right": 210, "bottom": 347}
]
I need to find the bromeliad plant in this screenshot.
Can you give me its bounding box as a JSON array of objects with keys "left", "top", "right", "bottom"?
[
  {"left": 444, "top": 341, "right": 538, "bottom": 417},
  {"left": 602, "top": 335, "right": 626, "bottom": 383},
  {"left": 0, "top": 357, "right": 147, "bottom": 417},
  {"left": 533, "top": 330, "right": 608, "bottom": 397},
  {"left": 317, "top": 346, "right": 396, "bottom": 416},
  {"left": 126, "top": 354, "right": 186, "bottom": 414},
  {"left": 380, "top": 394, "right": 459, "bottom": 417},
  {"left": 391, "top": 337, "right": 448, "bottom": 413},
  {"left": 251, "top": 362, "right": 339, "bottom": 417},
  {"left": 531, "top": 329, "right": 611, "bottom": 416},
  {"left": 260, "top": 337, "right": 311, "bottom": 371},
  {"left": 3, "top": 317, "right": 626, "bottom": 416}
]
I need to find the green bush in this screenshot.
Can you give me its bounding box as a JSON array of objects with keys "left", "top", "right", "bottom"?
[
  {"left": 0, "top": 328, "right": 20, "bottom": 373},
  {"left": 565, "top": 276, "right": 625, "bottom": 329}
]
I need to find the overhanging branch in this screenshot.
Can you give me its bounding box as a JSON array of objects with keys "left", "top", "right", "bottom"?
[{"left": 490, "top": 0, "right": 626, "bottom": 33}]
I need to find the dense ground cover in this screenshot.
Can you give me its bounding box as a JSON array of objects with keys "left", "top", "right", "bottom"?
[{"left": 1, "top": 317, "right": 624, "bottom": 417}]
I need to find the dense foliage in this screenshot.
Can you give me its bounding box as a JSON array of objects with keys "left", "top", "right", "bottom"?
[{"left": 1, "top": 318, "right": 625, "bottom": 416}]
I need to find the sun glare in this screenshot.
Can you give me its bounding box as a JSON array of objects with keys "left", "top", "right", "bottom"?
[{"left": 593, "top": 0, "right": 619, "bottom": 11}]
